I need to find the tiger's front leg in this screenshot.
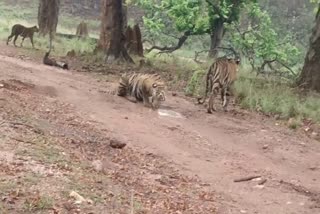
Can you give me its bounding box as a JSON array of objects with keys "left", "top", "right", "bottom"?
[{"left": 142, "top": 94, "right": 152, "bottom": 108}]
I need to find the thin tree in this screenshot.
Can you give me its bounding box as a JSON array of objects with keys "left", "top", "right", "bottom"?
[
  {"left": 100, "top": 0, "right": 133, "bottom": 63},
  {"left": 297, "top": 3, "right": 320, "bottom": 92}
]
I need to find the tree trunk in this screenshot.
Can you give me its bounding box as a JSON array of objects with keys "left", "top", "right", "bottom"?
[
  {"left": 101, "top": 0, "right": 133, "bottom": 63},
  {"left": 208, "top": 19, "right": 225, "bottom": 58},
  {"left": 38, "top": 0, "right": 60, "bottom": 36},
  {"left": 98, "top": 0, "right": 112, "bottom": 50},
  {"left": 297, "top": 5, "right": 320, "bottom": 92},
  {"left": 98, "top": 0, "right": 128, "bottom": 49}
]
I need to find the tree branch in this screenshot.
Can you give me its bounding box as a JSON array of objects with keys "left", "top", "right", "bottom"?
[
  {"left": 146, "top": 30, "right": 192, "bottom": 54},
  {"left": 275, "top": 59, "right": 297, "bottom": 77},
  {"left": 205, "top": 0, "right": 225, "bottom": 21},
  {"left": 193, "top": 46, "right": 239, "bottom": 64},
  {"left": 194, "top": 50, "right": 208, "bottom": 64}
]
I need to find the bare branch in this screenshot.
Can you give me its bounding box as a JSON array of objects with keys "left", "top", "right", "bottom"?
[
  {"left": 275, "top": 59, "right": 297, "bottom": 77},
  {"left": 146, "top": 30, "right": 192, "bottom": 54},
  {"left": 194, "top": 50, "right": 208, "bottom": 64}
]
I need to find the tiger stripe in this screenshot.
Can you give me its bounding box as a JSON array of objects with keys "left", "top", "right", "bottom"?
[{"left": 117, "top": 72, "right": 166, "bottom": 109}]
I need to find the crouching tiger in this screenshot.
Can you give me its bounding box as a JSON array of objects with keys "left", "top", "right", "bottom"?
[
  {"left": 117, "top": 73, "right": 166, "bottom": 109},
  {"left": 197, "top": 57, "right": 240, "bottom": 113}
]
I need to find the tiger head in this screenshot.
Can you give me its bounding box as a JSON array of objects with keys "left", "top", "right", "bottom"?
[
  {"left": 227, "top": 57, "right": 241, "bottom": 72},
  {"left": 150, "top": 82, "right": 166, "bottom": 109}
]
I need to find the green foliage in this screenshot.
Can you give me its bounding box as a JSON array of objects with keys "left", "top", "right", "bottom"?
[
  {"left": 228, "top": 2, "right": 302, "bottom": 75},
  {"left": 185, "top": 69, "right": 206, "bottom": 96},
  {"left": 134, "top": 0, "right": 254, "bottom": 45}
]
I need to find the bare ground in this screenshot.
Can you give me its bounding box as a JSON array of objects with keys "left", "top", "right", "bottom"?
[{"left": 0, "top": 43, "right": 320, "bottom": 214}]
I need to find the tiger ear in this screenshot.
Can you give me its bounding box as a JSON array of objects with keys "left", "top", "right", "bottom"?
[
  {"left": 152, "top": 83, "right": 157, "bottom": 88},
  {"left": 236, "top": 59, "right": 240, "bottom": 65}
]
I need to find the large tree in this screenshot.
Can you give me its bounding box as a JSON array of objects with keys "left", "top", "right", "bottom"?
[
  {"left": 38, "top": 0, "right": 60, "bottom": 36},
  {"left": 297, "top": 3, "right": 320, "bottom": 91},
  {"left": 100, "top": 0, "right": 133, "bottom": 63}
]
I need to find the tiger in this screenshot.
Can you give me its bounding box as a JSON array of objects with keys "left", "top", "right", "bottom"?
[
  {"left": 197, "top": 57, "right": 240, "bottom": 113},
  {"left": 117, "top": 72, "right": 166, "bottom": 109},
  {"left": 7, "top": 24, "right": 39, "bottom": 48}
]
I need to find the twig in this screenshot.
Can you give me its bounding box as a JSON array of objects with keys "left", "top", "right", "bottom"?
[
  {"left": 234, "top": 175, "right": 261, "bottom": 183},
  {"left": 10, "top": 137, "right": 33, "bottom": 144},
  {"left": 9, "top": 122, "right": 43, "bottom": 134}
]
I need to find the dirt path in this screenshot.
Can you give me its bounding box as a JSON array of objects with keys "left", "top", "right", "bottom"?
[{"left": 0, "top": 46, "right": 320, "bottom": 214}]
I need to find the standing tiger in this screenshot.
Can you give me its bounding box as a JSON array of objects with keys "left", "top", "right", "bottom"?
[
  {"left": 117, "top": 73, "right": 166, "bottom": 109},
  {"left": 197, "top": 57, "right": 240, "bottom": 113},
  {"left": 7, "top": 24, "right": 39, "bottom": 48}
]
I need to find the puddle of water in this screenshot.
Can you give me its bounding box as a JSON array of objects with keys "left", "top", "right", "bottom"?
[{"left": 158, "top": 109, "right": 184, "bottom": 119}]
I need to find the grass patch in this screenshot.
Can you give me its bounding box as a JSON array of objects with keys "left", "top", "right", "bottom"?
[
  {"left": 15, "top": 136, "right": 69, "bottom": 166},
  {"left": 23, "top": 195, "right": 54, "bottom": 212},
  {"left": 234, "top": 70, "right": 320, "bottom": 122}
]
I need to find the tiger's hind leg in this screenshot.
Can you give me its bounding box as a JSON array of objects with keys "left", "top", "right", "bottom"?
[
  {"left": 13, "top": 35, "right": 19, "bottom": 47},
  {"left": 207, "top": 83, "right": 219, "bottom": 114},
  {"left": 222, "top": 87, "right": 231, "bottom": 112},
  {"left": 220, "top": 88, "right": 225, "bottom": 105}
]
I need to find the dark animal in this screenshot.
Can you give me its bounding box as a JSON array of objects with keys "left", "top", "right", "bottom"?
[
  {"left": 198, "top": 57, "right": 240, "bottom": 113},
  {"left": 7, "top": 24, "right": 39, "bottom": 48},
  {"left": 43, "top": 51, "right": 69, "bottom": 70}
]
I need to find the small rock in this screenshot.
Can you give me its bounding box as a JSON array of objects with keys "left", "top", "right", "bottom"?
[
  {"left": 87, "top": 199, "right": 93, "bottom": 205},
  {"left": 0, "top": 84, "right": 4, "bottom": 88},
  {"left": 168, "top": 126, "right": 178, "bottom": 131},
  {"left": 63, "top": 202, "right": 75, "bottom": 211},
  {"left": 124, "top": 116, "right": 128, "bottom": 120},
  {"left": 309, "top": 166, "right": 318, "bottom": 171},
  {"left": 311, "top": 131, "right": 318, "bottom": 139},
  {"left": 274, "top": 114, "right": 280, "bottom": 120},
  {"left": 92, "top": 160, "right": 103, "bottom": 172},
  {"left": 69, "top": 191, "right": 86, "bottom": 204},
  {"left": 262, "top": 144, "right": 269, "bottom": 150},
  {"left": 172, "top": 92, "right": 177, "bottom": 96},
  {"left": 240, "top": 210, "right": 247, "bottom": 213},
  {"left": 109, "top": 139, "right": 126, "bottom": 149},
  {"left": 47, "top": 171, "right": 54, "bottom": 177},
  {"left": 286, "top": 201, "right": 292, "bottom": 205}
]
